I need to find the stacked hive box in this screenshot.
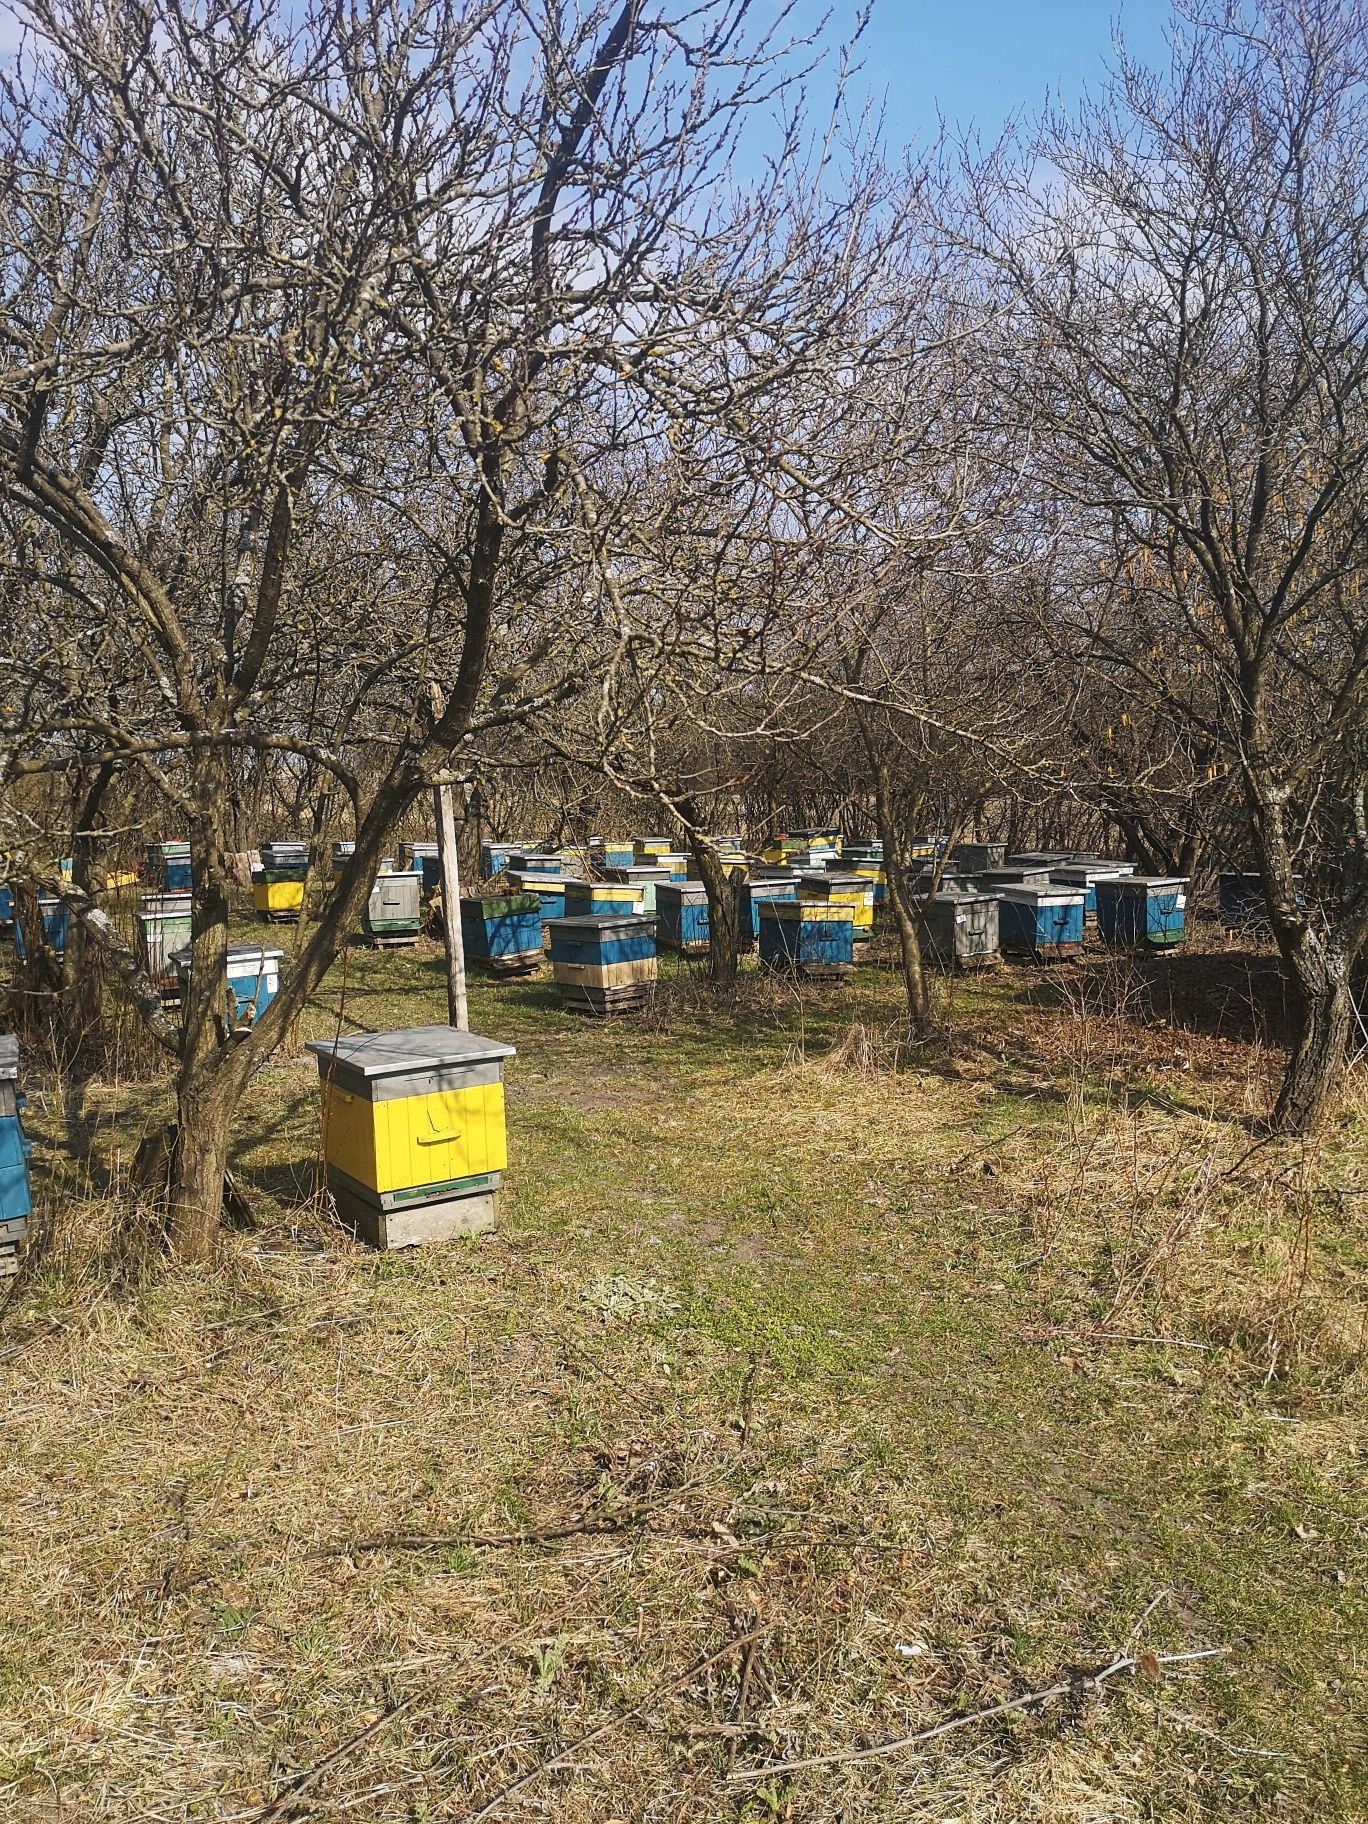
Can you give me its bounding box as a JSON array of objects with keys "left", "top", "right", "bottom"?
[
  {"left": 633, "top": 837, "right": 674, "bottom": 861},
  {"left": 510, "top": 851, "right": 565, "bottom": 875},
  {"left": 254, "top": 840, "right": 309, "bottom": 922},
  {"left": 308, "top": 1026, "right": 515, "bottom": 1247},
  {"left": 480, "top": 841, "right": 532, "bottom": 877},
  {"left": 506, "top": 869, "right": 578, "bottom": 922},
  {"left": 1096, "top": 876, "right": 1189, "bottom": 948},
  {"left": 139, "top": 892, "right": 193, "bottom": 996},
  {"left": 0, "top": 1036, "right": 32, "bottom": 1280},
  {"left": 757, "top": 901, "right": 853, "bottom": 979},
  {"left": 920, "top": 891, "right": 1000, "bottom": 968},
  {"left": 172, "top": 942, "right": 284, "bottom": 1033},
  {"left": 799, "top": 871, "right": 874, "bottom": 955},
  {"left": 976, "top": 866, "right": 1052, "bottom": 892},
  {"left": 399, "top": 840, "right": 442, "bottom": 894},
  {"left": 600, "top": 864, "right": 670, "bottom": 914},
  {"left": 360, "top": 871, "right": 422, "bottom": 945},
  {"left": 564, "top": 880, "right": 646, "bottom": 918},
  {"left": 461, "top": 893, "right": 543, "bottom": 976},
  {"left": 14, "top": 894, "right": 67, "bottom": 959},
  {"left": 740, "top": 878, "right": 798, "bottom": 951},
  {"left": 548, "top": 913, "right": 657, "bottom": 1014},
  {"left": 655, "top": 880, "right": 710, "bottom": 954},
  {"left": 146, "top": 840, "right": 193, "bottom": 891},
  {"left": 997, "top": 885, "right": 1087, "bottom": 960},
  {"left": 951, "top": 841, "right": 1007, "bottom": 872},
  {"left": 591, "top": 840, "right": 637, "bottom": 872}
]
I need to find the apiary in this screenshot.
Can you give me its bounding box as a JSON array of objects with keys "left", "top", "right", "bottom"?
[
  {"left": 741, "top": 878, "right": 798, "bottom": 951},
  {"left": 171, "top": 942, "right": 283, "bottom": 1032},
  {"left": 308, "top": 1025, "right": 515, "bottom": 1247},
  {"left": 0, "top": 1036, "right": 32, "bottom": 1277},
  {"left": 919, "top": 890, "right": 1000, "bottom": 967},
  {"left": 601, "top": 864, "right": 671, "bottom": 913},
  {"left": 14, "top": 894, "right": 67, "bottom": 958},
  {"left": 654, "top": 880, "right": 711, "bottom": 954},
  {"left": 1048, "top": 861, "right": 1133, "bottom": 921},
  {"left": 139, "top": 892, "right": 193, "bottom": 992},
  {"left": 360, "top": 870, "right": 423, "bottom": 945},
  {"left": 461, "top": 893, "right": 544, "bottom": 975},
  {"left": 757, "top": 901, "right": 853, "bottom": 978},
  {"left": 997, "top": 885, "right": 1087, "bottom": 959},
  {"left": 547, "top": 913, "right": 657, "bottom": 1014},
  {"left": 1096, "top": 876, "right": 1189, "bottom": 948},
  {"left": 799, "top": 871, "right": 874, "bottom": 952},
  {"left": 146, "top": 840, "right": 193, "bottom": 891},
  {"left": 564, "top": 880, "right": 646, "bottom": 918},
  {"left": 951, "top": 842, "right": 1007, "bottom": 872}
]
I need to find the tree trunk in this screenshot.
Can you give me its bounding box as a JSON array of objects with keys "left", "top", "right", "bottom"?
[
  {"left": 693, "top": 841, "right": 744, "bottom": 990},
  {"left": 168, "top": 750, "right": 238, "bottom": 1260},
  {"left": 872, "top": 771, "right": 932, "bottom": 1037},
  {"left": 1272, "top": 941, "right": 1354, "bottom": 1135}
]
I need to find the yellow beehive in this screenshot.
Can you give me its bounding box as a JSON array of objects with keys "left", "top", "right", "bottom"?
[
  {"left": 308, "top": 1026, "right": 516, "bottom": 1248},
  {"left": 253, "top": 879, "right": 304, "bottom": 918}
]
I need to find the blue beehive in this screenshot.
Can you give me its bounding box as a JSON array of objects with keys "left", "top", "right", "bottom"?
[
  {"left": 508, "top": 851, "right": 564, "bottom": 876},
  {"left": 655, "top": 880, "right": 711, "bottom": 954},
  {"left": 757, "top": 901, "right": 853, "bottom": 978},
  {"left": 173, "top": 943, "right": 284, "bottom": 1032},
  {"left": 0, "top": 884, "right": 12, "bottom": 927},
  {"left": 0, "top": 1036, "right": 32, "bottom": 1276},
  {"left": 548, "top": 913, "right": 657, "bottom": 1014},
  {"left": 460, "top": 892, "right": 543, "bottom": 976},
  {"left": 14, "top": 894, "right": 68, "bottom": 959},
  {"left": 146, "top": 840, "right": 193, "bottom": 891},
  {"left": 564, "top": 880, "right": 646, "bottom": 918},
  {"left": 1048, "top": 861, "right": 1134, "bottom": 921},
  {"left": 741, "top": 878, "right": 798, "bottom": 951},
  {"left": 997, "top": 886, "right": 1087, "bottom": 959},
  {"left": 1219, "top": 871, "right": 1279, "bottom": 931},
  {"left": 506, "top": 870, "right": 577, "bottom": 923},
  {"left": 1096, "top": 876, "right": 1188, "bottom": 948}
]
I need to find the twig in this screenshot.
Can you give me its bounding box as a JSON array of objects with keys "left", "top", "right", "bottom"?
[
  {"left": 737, "top": 1355, "right": 759, "bottom": 1452},
  {"left": 341, "top": 1479, "right": 705, "bottom": 1556},
  {"left": 456, "top": 1626, "right": 763, "bottom": 1823},
  {"left": 727, "top": 1646, "right": 1227, "bottom": 1783},
  {"left": 251, "top": 1695, "right": 418, "bottom": 1821}
]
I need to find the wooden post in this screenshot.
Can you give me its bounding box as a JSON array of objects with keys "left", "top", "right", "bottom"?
[{"left": 434, "top": 782, "right": 468, "bottom": 1030}]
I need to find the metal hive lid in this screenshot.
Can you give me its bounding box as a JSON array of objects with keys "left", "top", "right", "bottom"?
[
  {"left": 306, "top": 1024, "right": 515, "bottom": 1078},
  {"left": 546, "top": 913, "right": 656, "bottom": 934}
]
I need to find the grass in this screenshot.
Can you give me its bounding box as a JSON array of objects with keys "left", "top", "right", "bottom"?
[{"left": 1, "top": 917, "right": 1366, "bottom": 1821}]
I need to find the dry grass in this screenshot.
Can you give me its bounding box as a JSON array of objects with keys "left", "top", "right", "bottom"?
[{"left": 0, "top": 926, "right": 1365, "bottom": 1822}]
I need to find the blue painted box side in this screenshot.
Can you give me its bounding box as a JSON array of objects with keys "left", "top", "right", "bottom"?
[
  {"left": 462, "top": 906, "right": 542, "bottom": 957},
  {"left": 549, "top": 931, "right": 656, "bottom": 968},
  {"left": 14, "top": 900, "right": 68, "bottom": 958},
  {"left": 0, "top": 886, "right": 12, "bottom": 923},
  {"left": 0, "top": 1115, "right": 32, "bottom": 1221},
  {"left": 225, "top": 967, "right": 277, "bottom": 1021},
  {"left": 999, "top": 896, "right": 1085, "bottom": 952},
  {"left": 757, "top": 912, "right": 853, "bottom": 968}
]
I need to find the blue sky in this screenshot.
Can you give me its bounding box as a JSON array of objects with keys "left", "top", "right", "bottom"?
[{"left": 811, "top": 0, "right": 1174, "bottom": 148}]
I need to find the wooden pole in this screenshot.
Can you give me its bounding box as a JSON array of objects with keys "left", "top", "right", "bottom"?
[{"left": 434, "top": 783, "right": 468, "bottom": 1030}]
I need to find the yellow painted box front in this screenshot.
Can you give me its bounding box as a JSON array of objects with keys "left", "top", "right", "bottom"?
[
  {"left": 322, "top": 1081, "right": 508, "bottom": 1194},
  {"left": 254, "top": 880, "right": 304, "bottom": 914}
]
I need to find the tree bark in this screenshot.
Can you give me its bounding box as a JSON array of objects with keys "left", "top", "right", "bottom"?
[
  {"left": 1272, "top": 939, "right": 1355, "bottom": 1134},
  {"left": 692, "top": 840, "right": 744, "bottom": 990},
  {"left": 872, "top": 767, "right": 932, "bottom": 1037}
]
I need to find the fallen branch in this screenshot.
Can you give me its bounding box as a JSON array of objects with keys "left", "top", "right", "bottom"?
[
  {"left": 726, "top": 1646, "right": 1227, "bottom": 1784},
  {"left": 458, "top": 1626, "right": 764, "bottom": 1824},
  {"left": 251, "top": 1694, "right": 419, "bottom": 1821}
]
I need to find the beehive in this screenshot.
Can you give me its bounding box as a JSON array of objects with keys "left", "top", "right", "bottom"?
[
  {"left": 480, "top": 841, "right": 531, "bottom": 877},
  {"left": 1218, "top": 871, "right": 1269, "bottom": 930},
  {"left": 997, "top": 885, "right": 1087, "bottom": 959},
  {"left": 592, "top": 840, "right": 637, "bottom": 871},
  {"left": 564, "top": 880, "right": 646, "bottom": 918},
  {"left": 146, "top": 840, "right": 193, "bottom": 891},
  {"left": 757, "top": 901, "right": 853, "bottom": 978},
  {"left": 951, "top": 841, "right": 1007, "bottom": 872},
  {"left": 799, "top": 871, "right": 874, "bottom": 951},
  {"left": 139, "top": 892, "right": 192, "bottom": 991},
  {"left": 1048, "top": 861, "right": 1134, "bottom": 921},
  {"left": 975, "top": 866, "right": 1054, "bottom": 892},
  {"left": 460, "top": 893, "right": 543, "bottom": 975},
  {"left": 505, "top": 869, "right": 579, "bottom": 923},
  {"left": 253, "top": 873, "right": 305, "bottom": 921},
  {"left": 510, "top": 851, "right": 567, "bottom": 875},
  {"left": 0, "top": 1036, "right": 32, "bottom": 1278},
  {"left": 919, "top": 890, "right": 1000, "bottom": 967},
  {"left": 14, "top": 894, "right": 67, "bottom": 958},
  {"left": 308, "top": 1026, "right": 515, "bottom": 1247},
  {"left": 359, "top": 871, "right": 422, "bottom": 945},
  {"left": 1096, "top": 877, "right": 1188, "bottom": 948},
  {"left": 331, "top": 840, "right": 356, "bottom": 876},
  {"left": 654, "top": 880, "right": 711, "bottom": 954},
  {"left": 740, "top": 878, "right": 798, "bottom": 952},
  {"left": 547, "top": 913, "right": 657, "bottom": 1014},
  {"left": 600, "top": 864, "right": 670, "bottom": 913},
  {"left": 632, "top": 837, "right": 674, "bottom": 860},
  {"left": 172, "top": 943, "right": 284, "bottom": 1032},
  {"left": 1006, "top": 851, "right": 1074, "bottom": 867}
]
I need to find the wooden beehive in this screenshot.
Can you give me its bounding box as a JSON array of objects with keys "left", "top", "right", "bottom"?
[
  {"left": 460, "top": 893, "right": 544, "bottom": 975},
  {"left": 308, "top": 1026, "right": 515, "bottom": 1248},
  {"left": 654, "top": 881, "right": 711, "bottom": 954},
  {"left": 547, "top": 913, "right": 657, "bottom": 1014},
  {"left": 919, "top": 891, "right": 1000, "bottom": 968},
  {"left": 757, "top": 901, "right": 853, "bottom": 978},
  {"left": 997, "top": 886, "right": 1087, "bottom": 959},
  {"left": 1096, "top": 877, "right": 1188, "bottom": 948}
]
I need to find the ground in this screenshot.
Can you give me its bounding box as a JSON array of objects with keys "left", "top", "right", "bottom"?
[{"left": 1, "top": 924, "right": 1366, "bottom": 1822}]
